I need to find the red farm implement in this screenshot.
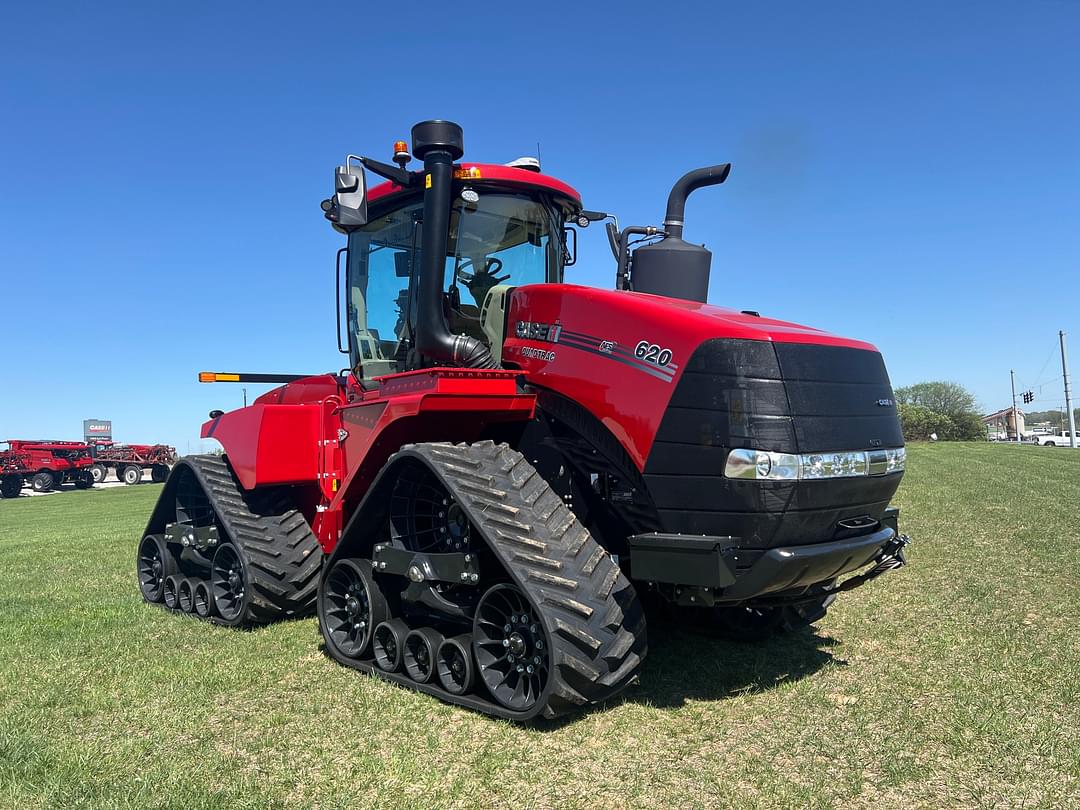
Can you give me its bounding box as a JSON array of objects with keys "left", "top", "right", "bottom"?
[
  {"left": 0, "top": 440, "right": 94, "bottom": 497},
  {"left": 88, "top": 441, "right": 177, "bottom": 485}
]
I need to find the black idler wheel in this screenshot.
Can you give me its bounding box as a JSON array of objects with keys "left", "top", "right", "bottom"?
[
  {"left": 473, "top": 583, "right": 550, "bottom": 712},
  {"left": 372, "top": 619, "right": 409, "bottom": 672},
  {"left": 137, "top": 535, "right": 176, "bottom": 603},
  {"left": 436, "top": 635, "right": 476, "bottom": 696},
  {"left": 403, "top": 628, "right": 444, "bottom": 684},
  {"left": 320, "top": 559, "right": 389, "bottom": 659}
]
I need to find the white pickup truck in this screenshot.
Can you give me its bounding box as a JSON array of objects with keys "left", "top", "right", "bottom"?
[{"left": 1032, "top": 430, "right": 1080, "bottom": 447}]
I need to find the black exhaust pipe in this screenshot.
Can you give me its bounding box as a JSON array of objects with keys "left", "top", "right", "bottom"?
[
  {"left": 662, "top": 164, "right": 731, "bottom": 239},
  {"left": 411, "top": 120, "right": 496, "bottom": 369},
  {"left": 630, "top": 163, "right": 732, "bottom": 303}
]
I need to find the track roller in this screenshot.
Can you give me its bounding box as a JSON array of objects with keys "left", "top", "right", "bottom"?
[
  {"left": 319, "top": 558, "right": 388, "bottom": 659},
  {"left": 137, "top": 535, "right": 176, "bottom": 603},
  {"left": 193, "top": 580, "right": 215, "bottom": 618},
  {"left": 403, "top": 628, "right": 444, "bottom": 683},
  {"left": 163, "top": 574, "right": 182, "bottom": 610},
  {"left": 436, "top": 635, "right": 475, "bottom": 696},
  {"left": 178, "top": 578, "right": 195, "bottom": 612},
  {"left": 372, "top": 619, "right": 409, "bottom": 672}
]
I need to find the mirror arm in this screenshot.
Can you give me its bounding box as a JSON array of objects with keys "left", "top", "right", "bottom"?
[{"left": 352, "top": 155, "right": 419, "bottom": 188}]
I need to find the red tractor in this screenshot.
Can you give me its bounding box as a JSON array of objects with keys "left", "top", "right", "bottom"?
[
  {"left": 1, "top": 440, "right": 95, "bottom": 496},
  {"left": 138, "top": 121, "right": 909, "bottom": 720},
  {"left": 88, "top": 441, "right": 177, "bottom": 485}
]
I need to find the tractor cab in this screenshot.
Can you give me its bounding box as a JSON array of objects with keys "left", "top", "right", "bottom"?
[{"left": 323, "top": 122, "right": 582, "bottom": 381}]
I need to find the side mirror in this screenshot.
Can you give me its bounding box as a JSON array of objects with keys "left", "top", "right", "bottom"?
[{"left": 333, "top": 165, "right": 368, "bottom": 227}]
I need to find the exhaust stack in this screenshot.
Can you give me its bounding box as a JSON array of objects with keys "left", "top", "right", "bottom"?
[{"left": 630, "top": 163, "right": 731, "bottom": 303}]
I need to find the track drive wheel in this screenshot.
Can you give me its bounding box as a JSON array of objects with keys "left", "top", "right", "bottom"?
[
  {"left": 122, "top": 465, "right": 142, "bottom": 485},
  {"left": 211, "top": 543, "right": 248, "bottom": 625},
  {"left": 474, "top": 584, "right": 550, "bottom": 712},
  {"left": 90, "top": 463, "right": 107, "bottom": 484},
  {"left": 137, "top": 534, "right": 177, "bottom": 602},
  {"left": 319, "top": 559, "right": 389, "bottom": 659},
  {"left": 31, "top": 472, "right": 54, "bottom": 492}
]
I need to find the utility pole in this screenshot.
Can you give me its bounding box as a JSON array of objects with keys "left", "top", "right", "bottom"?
[
  {"left": 1061, "top": 331, "right": 1076, "bottom": 448},
  {"left": 1010, "top": 369, "right": 1020, "bottom": 443}
]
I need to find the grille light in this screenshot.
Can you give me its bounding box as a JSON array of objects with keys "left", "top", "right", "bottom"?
[{"left": 725, "top": 447, "right": 905, "bottom": 481}]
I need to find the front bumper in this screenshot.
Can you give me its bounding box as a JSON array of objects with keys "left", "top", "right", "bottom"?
[{"left": 629, "top": 513, "right": 909, "bottom": 603}]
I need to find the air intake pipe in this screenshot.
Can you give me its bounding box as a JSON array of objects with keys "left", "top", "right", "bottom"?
[
  {"left": 411, "top": 120, "right": 497, "bottom": 369},
  {"left": 629, "top": 163, "right": 732, "bottom": 303}
]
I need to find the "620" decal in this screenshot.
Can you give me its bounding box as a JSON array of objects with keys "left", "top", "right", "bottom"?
[{"left": 635, "top": 340, "right": 673, "bottom": 367}]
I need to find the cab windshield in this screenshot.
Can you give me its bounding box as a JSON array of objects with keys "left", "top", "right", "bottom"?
[{"left": 346, "top": 191, "right": 563, "bottom": 377}]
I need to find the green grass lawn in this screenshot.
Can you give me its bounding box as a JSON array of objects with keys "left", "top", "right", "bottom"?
[{"left": 1, "top": 443, "right": 1078, "bottom": 808}]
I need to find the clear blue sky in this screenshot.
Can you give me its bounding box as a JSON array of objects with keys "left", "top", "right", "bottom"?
[{"left": 2, "top": 2, "right": 1078, "bottom": 452}]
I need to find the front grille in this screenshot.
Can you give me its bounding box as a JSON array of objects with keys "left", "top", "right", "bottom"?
[{"left": 642, "top": 338, "right": 903, "bottom": 547}]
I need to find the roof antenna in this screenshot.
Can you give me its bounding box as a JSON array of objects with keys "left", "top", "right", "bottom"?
[{"left": 537, "top": 141, "right": 542, "bottom": 165}]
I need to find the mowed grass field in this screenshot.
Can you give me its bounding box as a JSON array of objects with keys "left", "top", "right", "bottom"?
[{"left": 1, "top": 444, "right": 1078, "bottom": 809}]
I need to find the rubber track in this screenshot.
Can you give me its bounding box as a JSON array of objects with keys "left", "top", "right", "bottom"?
[
  {"left": 171, "top": 455, "right": 322, "bottom": 625},
  {"left": 406, "top": 441, "right": 648, "bottom": 719}
]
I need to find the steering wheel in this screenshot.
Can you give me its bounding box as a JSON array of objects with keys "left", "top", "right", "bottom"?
[{"left": 455, "top": 258, "right": 510, "bottom": 303}]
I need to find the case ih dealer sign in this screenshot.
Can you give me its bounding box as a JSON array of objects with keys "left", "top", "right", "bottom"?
[{"left": 84, "top": 420, "right": 112, "bottom": 442}]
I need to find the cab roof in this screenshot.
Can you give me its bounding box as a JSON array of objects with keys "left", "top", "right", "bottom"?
[{"left": 368, "top": 163, "right": 582, "bottom": 210}]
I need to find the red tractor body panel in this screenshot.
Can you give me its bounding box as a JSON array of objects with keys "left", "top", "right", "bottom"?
[
  {"left": 201, "top": 370, "right": 535, "bottom": 551},
  {"left": 203, "top": 404, "right": 324, "bottom": 489},
  {"left": 503, "top": 284, "right": 877, "bottom": 469}
]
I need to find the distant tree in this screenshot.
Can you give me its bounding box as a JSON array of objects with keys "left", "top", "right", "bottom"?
[
  {"left": 895, "top": 381, "right": 984, "bottom": 441},
  {"left": 1023, "top": 408, "right": 1080, "bottom": 430},
  {"left": 894, "top": 382, "right": 978, "bottom": 421},
  {"left": 897, "top": 403, "right": 943, "bottom": 441}
]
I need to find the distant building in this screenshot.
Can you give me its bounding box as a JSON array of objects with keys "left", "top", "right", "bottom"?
[{"left": 982, "top": 407, "right": 1025, "bottom": 440}]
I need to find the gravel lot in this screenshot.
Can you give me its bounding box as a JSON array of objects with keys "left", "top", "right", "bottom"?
[{"left": 16, "top": 467, "right": 154, "bottom": 497}]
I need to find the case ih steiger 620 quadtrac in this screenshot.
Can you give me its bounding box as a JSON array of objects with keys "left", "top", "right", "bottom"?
[
  {"left": 138, "top": 121, "right": 909, "bottom": 720},
  {"left": 1, "top": 440, "right": 95, "bottom": 497}
]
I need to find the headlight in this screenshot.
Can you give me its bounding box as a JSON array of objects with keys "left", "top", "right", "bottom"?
[{"left": 724, "top": 447, "right": 905, "bottom": 481}]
